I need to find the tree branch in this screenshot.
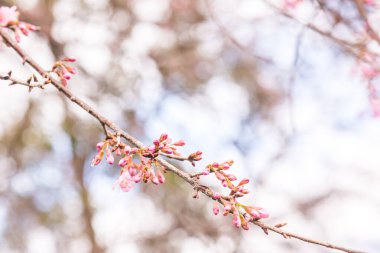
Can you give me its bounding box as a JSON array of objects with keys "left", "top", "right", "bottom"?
[{"left": 0, "top": 28, "right": 366, "bottom": 253}]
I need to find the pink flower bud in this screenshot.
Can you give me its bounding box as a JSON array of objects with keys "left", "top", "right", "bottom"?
[
  {"left": 91, "top": 156, "right": 101, "bottom": 167},
  {"left": 124, "top": 145, "right": 131, "bottom": 154},
  {"left": 222, "top": 180, "right": 228, "bottom": 187},
  {"left": 212, "top": 162, "right": 219, "bottom": 167},
  {"left": 151, "top": 175, "right": 159, "bottom": 185},
  {"left": 258, "top": 208, "right": 269, "bottom": 219},
  {"left": 227, "top": 174, "right": 237, "bottom": 181},
  {"left": 156, "top": 170, "right": 165, "bottom": 184},
  {"left": 173, "top": 140, "right": 185, "bottom": 146},
  {"left": 213, "top": 192, "right": 221, "bottom": 199},
  {"left": 118, "top": 157, "right": 128, "bottom": 167},
  {"left": 159, "top": 133, "right": 168, "bottom": 142},
  {"left": 115, "top": 148, "right": 122, "bottom": 156},
  {"left": 215, "top": 172, "right": 225, "bottom": 181},
  {"left": 233, "top": 214, "right": 241, "bottom": 228},
  {"left": 63, "top": 57, "right": 76, "bottom": 62},
  {"left": 202, "top": 168, "right": 210, "bottom": 175},
  {"left": 96, "top": 142, "right": 104, "bottom": 152},
  {"left": 106, "top": 149, "right": 114, "bottom": 165},
  {"left": 153, "top": 139, "right": 160, "bottom": 146},
  {"left": 238, "top": 178, "right": 250, "bottom": 186},
  {"left": 131, "top": 147, "right": 138, "bottom": 154},
  {"left": 224, "top": 202, "right": 232, "bottom": 212},
  {"left": 147, "top": 145, "right": 156, "bottom": 153},
  {"left": 213, "top": 202, "right": 219, "bottom": 215}
]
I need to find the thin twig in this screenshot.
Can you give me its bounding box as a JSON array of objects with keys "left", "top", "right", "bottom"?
[{"left": 0, "top": 28, "right": 365, "bottom": 253}]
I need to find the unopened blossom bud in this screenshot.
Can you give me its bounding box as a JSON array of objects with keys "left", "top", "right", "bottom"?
[
  {"left": 63, "top": 57, "right": 76, "bottom": 62},
  {"left": 173, "top": 140, "right": 185, "bottom": 146},
  {"left": 106, "top": 149, "right": 114, "bottom": 165},
  {"left": 202, "top": 168, "right": 210, "bottom": 175},
  {"left": 226, "top": 174, "right": 237, "bottom": 181},
  {"left": 233, "top": 214, "right": 241, "bottom": 228},
  {"left": 156, "top": 170, "right": 165, "bottom": 184},
  {"left": 257, "top": 208, "right": 269, "bottom": 218},
  {"left": 213, "top": 192, "right": 221, "bottom": 199},
  {"left": 222, "top": 180, "right": 228, "bottom": 187},
  {"left": 115, "top": 148, "right": 122, "bottom": 156},
  {"left": 239, "top": 188, "right": 249, "bottom": 194},
  {"left": 91, "top": 155, "right": 102, "bottom": 167},
  {"left": 153, "top": 139, "right": 160, "bottom": 146},
  {"left": 96, "top": 142, "right": 104, "bottom": 152},
  {"left": 159, "top": 133, "right": 168, "bottom": 142},
  {"left": 124, "top": 145, "right": 131, "bottom": 154},
  {"left": 147, "top": 145, "right": 156, "bottom": 153},
  {"left": 151, "top": 175, "right": 159, "bottom": 185},
  {"left": 224, "top": 202, "right": 232, "bottom": 212},
  {"left": 131, "top": 147, "right": 138, "bottom": 154},
  {"left": 215, "top": 172, "right": 225, "bottom": 181},
  {"left": 238, "top": 178, "right": 250, "bottom": 186},
  {"left": 212, "top": 162, "right": 219, "bottom": 167},
  {"left": 118, "top": 157, "right": 128, "bottom": 167},
  {"left": 213, "top": 202, "right": 219, "bottom": 215}
]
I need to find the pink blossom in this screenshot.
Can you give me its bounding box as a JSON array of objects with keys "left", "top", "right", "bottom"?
[
  {"left": 106, "top": 149, "right": 114, "bottom": 165},
  {"left": 213, "top": 202, "right": 219, "bottom": 215},
  {"left": 147, "top": 145, "right": 156, "bottom": 153},
  {"left": 113, "top": 171, "right": 135, "bottom": 192},
  {"left": 0, "top": 6, "right": 19, "bottom": 26}
]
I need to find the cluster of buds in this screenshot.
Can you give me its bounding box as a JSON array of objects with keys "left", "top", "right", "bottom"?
[
  {"left": 143, "top": 133, "right": 185, "bottom": 158},
  {"left": 91, "top": 133, "right": 268, "bottom": 229},
  {"left": 203, "top": 161, "right": 269, "bottom": 230},
  {"left": 91, "top": 133, "right": 191, "bottom": 192},
  {"left": 51, "top": 57, "right": 76, "bottom": 87},
  {"left": 0, "top": 6, "right": 39, "bottom": 43}
]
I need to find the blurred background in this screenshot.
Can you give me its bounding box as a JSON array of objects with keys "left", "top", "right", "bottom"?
[{"left": 0, "top": 0, "right": 380, "bottom": 252}]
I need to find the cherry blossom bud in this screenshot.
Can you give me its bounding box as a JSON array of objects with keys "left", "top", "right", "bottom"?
[
  {"left": 222, "top": 180, "right": 228, "bottom": 187},
  {"left": 106, "top": 149, "right": 114, "bottom": 165},
  {"left": 131, "top": 147, "right": 138, "bottom": 154},
  {"left": 257, "top": 208, "right": 269, "bottom": 218},
  {"left": 213, "top": 192, "right": 221, "bottom": 199},
  {"left": 151, "top": 175, "right": 159, "bottom": 185},
  {"left": 147, "top": 145, "right": 156, "bottom": 153},
  {"left": 96, "top": 142, "right": 104, "bottom": 152},
  {"left": 153, "top": 139, "right": 160, "bottom": 146},
  {"left": 115, "top": 148, "right": 122, "bottom": 156},
  {"left": 159, "top": 133, "right": 168, "bottom": 142},
  {"left": 156, "top": 170, "right": 165, "bottom": 184},
  {"left": 124, "top": 145, "right": 131, "bottom": 154},
  {"left": 173, "top": 140, "right": 185, "bottom": 146},
  {"left": 224, "top": 202, "right": 232, "bottom": 212},
  {"left": 238, "top": 178, "right": 250, "bottom": 186},
  {"left": 226, "top": 174, "right": 237, "bottom": 181},
  {"left": 233, "top": 214, "right": 241, "bottom": 228},
  {"left": 212, "top": 162, "right": 219, "bottom": 167},
  {"left": 91, "top": 155, "right": 102, "bottom": 167},
  {"left": 215, "top": 172, "right": 225, "bottom": 181},
  {"left": 213, "top": 202, "right": 219, "bottom": 215},
  {"left": 202, "top": 168, "right": 210, "bottom": 175},
  {"left": 118, "top": 157, "right": 128, "bottom": 167},
  {"left": 63, "top": 57, "right": 76, "bottom": 62}
]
